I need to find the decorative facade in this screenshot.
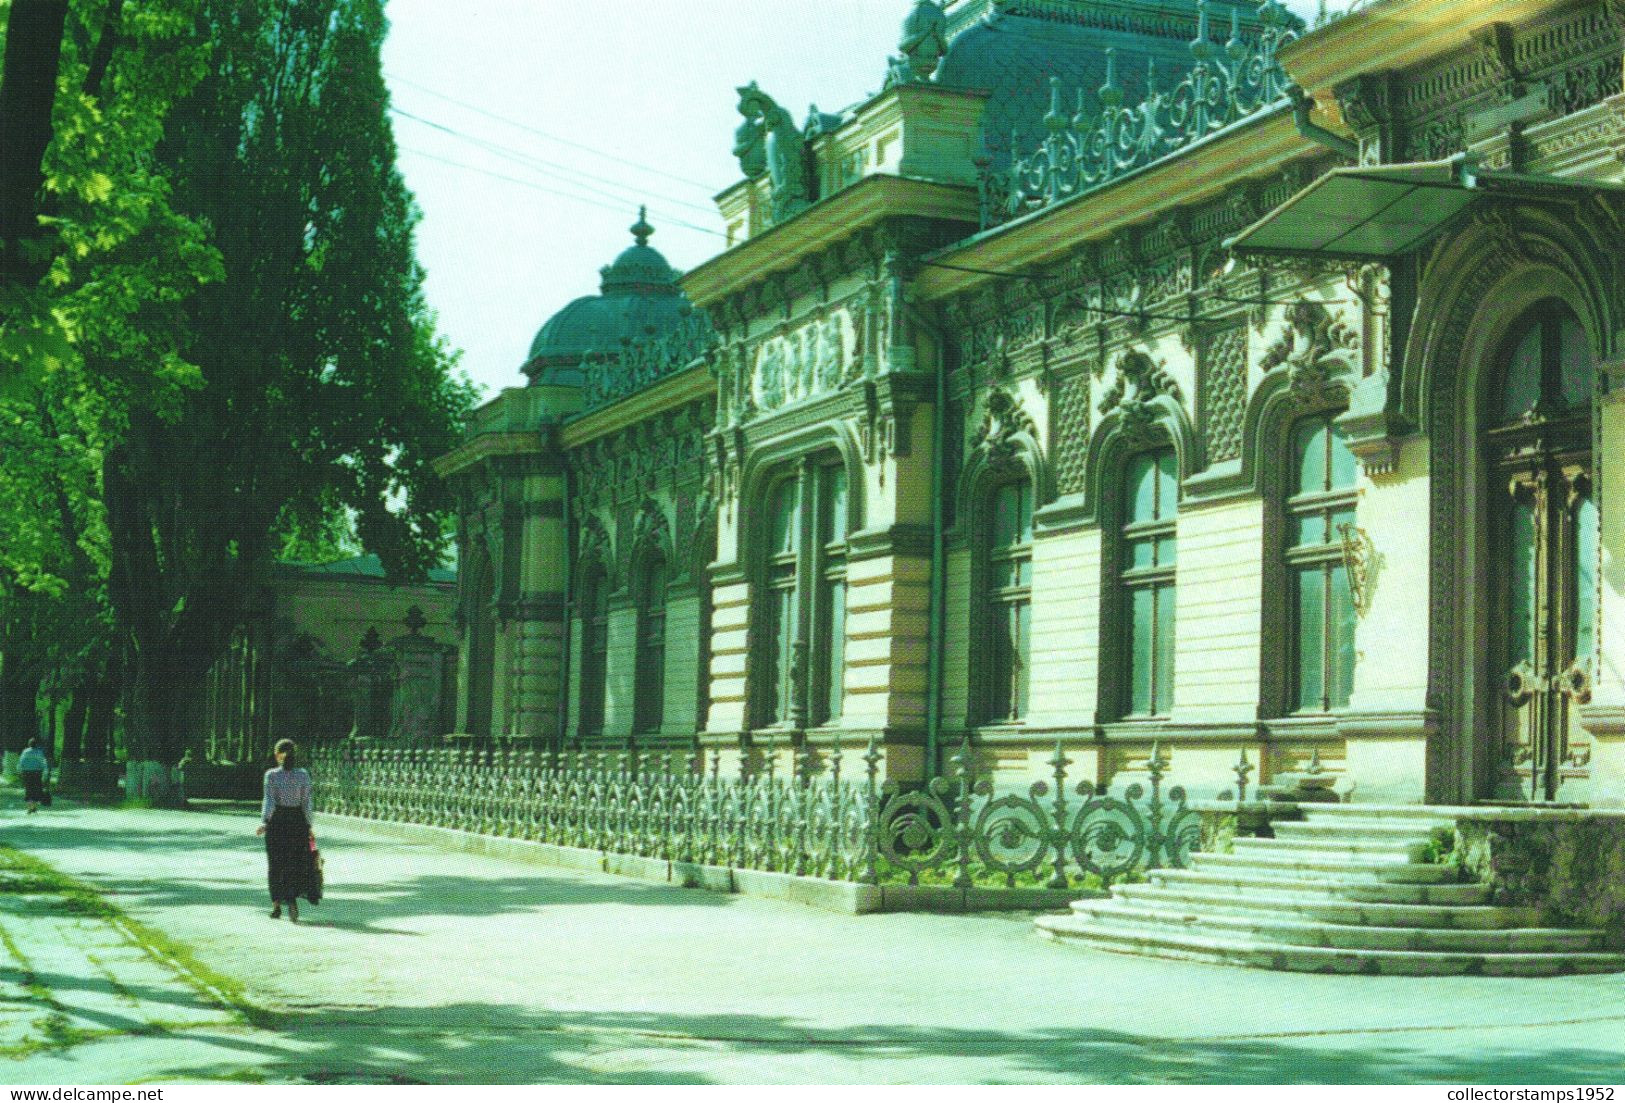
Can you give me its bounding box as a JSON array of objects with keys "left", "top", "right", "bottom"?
[{"left": 437, "top": 0, "right": 1625, "bottom": 808}]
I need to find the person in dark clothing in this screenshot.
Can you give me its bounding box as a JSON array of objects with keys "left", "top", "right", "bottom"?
[
  {"left": 17, "top": 739, "right": 49, "bottom": 813},
  {"left": 255, "top": 739, "right": 317, "bottom": 921}
]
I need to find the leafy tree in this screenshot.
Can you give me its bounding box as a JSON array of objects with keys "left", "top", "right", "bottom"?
[
  {"left": 0, "top": 0, "right": 216, "bottom": 398},
  {"left": 0, "top": 374, "right": 109, "bottom": 764},
  {"left": 105, "top": 0, "right": 472, "bottom": 799},
  {"left": 0, "top": 0, "right": 214, "bottom": 775}
]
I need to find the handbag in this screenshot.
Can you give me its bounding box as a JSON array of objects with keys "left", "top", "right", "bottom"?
[{"left": 306, "top": 831, "right": 324, "bottom": 905}]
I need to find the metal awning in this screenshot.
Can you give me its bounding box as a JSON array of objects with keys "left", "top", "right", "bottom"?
[{"left": 1225, "top": 155, "right": 1625, "bottom": 262}]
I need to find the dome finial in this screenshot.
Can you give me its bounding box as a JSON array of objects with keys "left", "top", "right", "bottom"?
[{"left": 631, "top": 205, "right": 653, "bottom": 246}]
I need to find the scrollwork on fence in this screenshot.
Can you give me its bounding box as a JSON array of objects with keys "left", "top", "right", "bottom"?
[
  {"left": 980, "top": 0, "right": 1301, "bottom": 229},
  {"left": 311, "top": 737, "right": 1211, "bottom": 891}
]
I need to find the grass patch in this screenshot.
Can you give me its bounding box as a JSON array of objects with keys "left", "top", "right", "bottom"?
[
  {"left": 0, "top": 875, "right": 63, "bottom": 895},
  {"left": 216, "top": 1068, "right": 269, "bottom": 1084},
  {"left": 0, "top": 846, "right": 258, "bottom": 1026}
]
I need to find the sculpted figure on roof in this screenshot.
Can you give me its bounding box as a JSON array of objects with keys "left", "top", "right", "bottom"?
[
  {"left": 735, "top": 82, "right": 811, "bottom": 224},
  {"left": 886, "top": 0, "right": 949, "bottom": 86}
]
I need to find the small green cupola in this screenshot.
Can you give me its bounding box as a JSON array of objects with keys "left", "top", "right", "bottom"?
[{"left": 522, "top": 208, "right": 695, "bottom": 386}]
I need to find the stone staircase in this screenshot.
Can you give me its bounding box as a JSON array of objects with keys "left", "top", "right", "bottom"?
[{"left": 1035, "top": 804, "right": 1625, "bottom": 976}]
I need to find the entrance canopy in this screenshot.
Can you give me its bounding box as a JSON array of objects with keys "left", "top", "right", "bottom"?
[{"left": 1225, "top": 155, "right": 1625, "bottom": 262}]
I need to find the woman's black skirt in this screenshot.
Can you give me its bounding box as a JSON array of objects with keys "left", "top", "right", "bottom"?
[
  {"left": 264, "top": 806, "right": 319, "bottom": 904},
  {"left": 20, "top": 770, "right": 46, "bottom": 803}
]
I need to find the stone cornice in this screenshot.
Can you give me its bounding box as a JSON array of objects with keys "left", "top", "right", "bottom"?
[
  {"left": 560, "top": 364, "right": 714, "bottom": 451},
  {"left": 913, "top": 107, "right": 1311, "bottom": 302},
  {"left": 1278, "top": 0, "right": 1578, "bottom": 100},
  {"left": 432, "top": 431, "right": 549, "bottom": 479},
  {"left": 685, "top": 175, "right": 980, "bottom": 309}
]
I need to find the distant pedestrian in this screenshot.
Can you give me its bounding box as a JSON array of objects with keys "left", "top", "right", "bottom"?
[
  {"left": 17, "top": 739, "right": 50, "bottom": 814},
  {"left": 255, "top": 739, "right": 318, "bottom": 921}
]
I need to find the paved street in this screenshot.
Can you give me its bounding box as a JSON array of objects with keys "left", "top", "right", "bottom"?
[{"left": 2, "top": 797, "right": 1624, "bottom": 1084}]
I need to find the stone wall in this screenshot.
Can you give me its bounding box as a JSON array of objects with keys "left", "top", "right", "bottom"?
[{"left": 1456, "top": 814, "right": 1625, "bottom": 948}]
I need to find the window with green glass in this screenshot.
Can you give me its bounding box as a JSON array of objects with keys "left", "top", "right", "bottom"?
[
  {"left": 984, "top": 478, "right": 1033, "bottom": 723},
  {"left": 1287, "top": 416, "right": 1358, "bottom": 712},
  {"left": 812, "top": 464, "right": 848, "bottom": 726},
  {"left": 633, "top": 552, "right": 668, "bottom": 734},
  {"left": 758, "top": 459, "right": 852, "bottom": 729},
  {"left": 579, "top": 564, "right": 610, "bottom": 737},
  {"left": 1121, "top": 449, "right": 1177, "bottom": 717},
  {"left": 762, "top": 479, "right": 800, "bottom": 727}
]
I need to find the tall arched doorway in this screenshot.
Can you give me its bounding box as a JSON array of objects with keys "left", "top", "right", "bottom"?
[{"left": 1482, "top": 301, "right": 1597, "bottom": 802}]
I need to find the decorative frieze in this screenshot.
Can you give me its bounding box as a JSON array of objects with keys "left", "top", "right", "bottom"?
[{"left": 752, "top": 311, "right": 853, "bottom": 412}]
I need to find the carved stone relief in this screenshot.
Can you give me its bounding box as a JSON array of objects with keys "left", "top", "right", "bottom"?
[{"left": 751, "top": 311, "right": 851, "bottom": 413}]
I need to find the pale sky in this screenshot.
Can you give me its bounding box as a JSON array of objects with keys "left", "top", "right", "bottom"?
[{"left": 380, "top": 1, "right": 1323, "bottom": 402}]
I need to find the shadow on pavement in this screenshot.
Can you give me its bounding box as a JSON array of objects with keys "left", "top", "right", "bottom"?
[
  {"left": 6, "top": 808, "right": 733, "bottom": 940},
  {"left": 139, "top": 1003, "right": 1625, "bottom": 1085}
]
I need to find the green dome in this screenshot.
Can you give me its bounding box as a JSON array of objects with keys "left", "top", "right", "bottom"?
[{"left": 523, "top": 209, "right": 693, "bottom": 384}]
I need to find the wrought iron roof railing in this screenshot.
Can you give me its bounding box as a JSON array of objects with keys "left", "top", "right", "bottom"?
[
  {"left": 579, "top": 311, "right": 715, "bottom": 415},
  {"left": 978, "top": 0, "right": 1302, "bottom": 229}
]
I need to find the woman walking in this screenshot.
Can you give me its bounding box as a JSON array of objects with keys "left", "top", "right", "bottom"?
[{"left": 255, "top": 739, "right": 316, "bottom": 921}]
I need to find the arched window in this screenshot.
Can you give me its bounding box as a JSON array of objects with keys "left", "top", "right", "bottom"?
[
  {"left": 633, "top": 552, "right": 668, "bottom": 734},
  {"left": 577, "top": 561, "right": 609, "bottom": 738},
  {"left": 1120, "top": 448, "right": 1177, "bottom": 718},
  {"left": 982, "top": 477, "right": 1033, "bottom": 723},
  {"left": 755, "top": 457, "right": 850, "bottom": 729},
  {"left": 1286, "top": 415, "right": 1359, "bottom": 712}
]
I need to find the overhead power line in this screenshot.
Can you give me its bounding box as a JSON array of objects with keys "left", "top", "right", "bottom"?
[
  {"left": 390, "top": 106, "right": 722, "bottom": 219},
  {"left": 399, "top": 145, "right": 727, "bottom": 240},
  {"left": 386, "top": 70, "right": 725, "bottom": 195}
]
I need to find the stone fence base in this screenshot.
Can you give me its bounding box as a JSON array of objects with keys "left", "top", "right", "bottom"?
[{"left": 318, "top": 813, "right": 1088, "bottom": 916}]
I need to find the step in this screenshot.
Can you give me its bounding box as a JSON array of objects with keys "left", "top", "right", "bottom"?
[
  {"left": 1222, "top": 844, "right": 1423, "bottom": 870},
  {"left": 1235, "top": 838, "right": 1430, "bottom": 857},
  {"left": 1108, "top": 882, "right": 1535, "bottom": 928},
  {"left": 1148, "top": 868, "right": 1488, "bottom": 904},
  {"left": 1171, "top": 858, "right": 1462, "bottom": 885},
  {"left": 1034, "top": 915, "right": 1625, "bottom": 976},
  {"left": 1066, "top": 900, "right": 1605, "bottom": 953},
  {"left": 1273, "top": 820, "right": 1450, "bottom": 841}
]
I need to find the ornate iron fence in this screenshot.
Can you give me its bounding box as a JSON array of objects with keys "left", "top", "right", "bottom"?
[
  {"left": 312, "top": 738, "right": 1219, "bottom": 891},
  {"left": 980, "top": 0, "right": 1301, "bottom": 229}
]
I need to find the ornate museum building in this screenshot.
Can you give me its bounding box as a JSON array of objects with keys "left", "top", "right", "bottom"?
[{"left": 435, "top": 0, "right": 1625, "bottom": 808}]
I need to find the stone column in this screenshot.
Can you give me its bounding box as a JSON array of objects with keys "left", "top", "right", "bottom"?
[
  {"left": 1580, "top": 360, "right": 1625, "bottom": 806},
  {"left": 510, "top": 472, "right": 568, "bottom": 745}
]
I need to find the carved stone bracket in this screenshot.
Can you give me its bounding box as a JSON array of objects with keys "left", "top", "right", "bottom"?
[
  {"left": 971, "top": 387, "right": 1038, "bottom": 472},
  {"left": 1098, "top": 350, "right": 1182, "bottom": 415}
]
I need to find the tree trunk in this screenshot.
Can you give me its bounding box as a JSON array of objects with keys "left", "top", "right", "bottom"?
[
  {"left": 0, "top": 0, "right": 70, "bottom": 285},
  {"left": 121, "top": 646, "right": 210, "bottom": 805},
  {"left": 61, "top": 687, "right": 86, "bottom": 763},
  {"left": 82, "top": 681, "right": 114, "bottom": 761},
  {"left": 0, "top": 671, "right": 43, "bottom": 775}
]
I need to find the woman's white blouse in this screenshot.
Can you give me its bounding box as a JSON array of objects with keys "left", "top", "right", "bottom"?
[{"left": 262, "top": 767, "right": 314, "bottom": 824}]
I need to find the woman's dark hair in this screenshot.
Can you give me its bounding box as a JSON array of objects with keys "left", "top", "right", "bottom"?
[{"left": 274, "top": 739, "right": 297, "bottom": 767}]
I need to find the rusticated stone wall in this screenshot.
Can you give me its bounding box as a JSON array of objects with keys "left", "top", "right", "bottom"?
[{"left": 1456, "top": 815, "right": 1625, "bottom": 948}]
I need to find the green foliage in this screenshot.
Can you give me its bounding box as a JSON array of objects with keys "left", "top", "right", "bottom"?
[
  {"left": 105, "top": 0, "right": 473, "bottom": 766},
  {"left": 1420, "top": 826, "right": 1459, "bottom": 866}
]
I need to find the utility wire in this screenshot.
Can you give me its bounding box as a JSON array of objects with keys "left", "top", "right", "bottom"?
[
  {"left": 391, "top": 107, "right": 722, "bottom": 218},
  {"left": 399, "top": 145, "right": 728, "bottom": 239},
  {"left": 386, "top": 70, "right": 725, "bottom": 194}
]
